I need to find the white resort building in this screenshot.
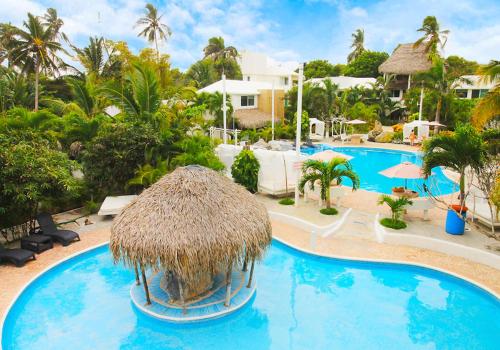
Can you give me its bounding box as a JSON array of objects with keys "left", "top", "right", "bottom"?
[
  {"left": 454, "top": 75, "right": 497, "bottom": 99},
  {"left": 198, "top": 80, "right": 285, "bottom": 129},
  {"left": 238, "top": 50, "right": 299, "bottom": 91}
]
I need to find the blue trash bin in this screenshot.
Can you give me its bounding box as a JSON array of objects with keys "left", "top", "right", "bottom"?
[{"left": 445, "top": 207, "right": 467, "bottom": 235}]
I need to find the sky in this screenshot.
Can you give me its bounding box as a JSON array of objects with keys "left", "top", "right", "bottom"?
[{"left": 1, "top": 0, "right": 499, "bottom": 71}]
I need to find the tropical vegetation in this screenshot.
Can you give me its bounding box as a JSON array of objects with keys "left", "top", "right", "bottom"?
[
  {"left": 299, "top": 158, "right": 360, "bottom": 213},
  {"left": 377, "top": 195, "right": 413, "bottom": 229}
]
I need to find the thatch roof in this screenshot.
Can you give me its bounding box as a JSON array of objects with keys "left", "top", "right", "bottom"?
[
  {"left": 379, "top": 43, "right": 432, "bottom": 75},
  {"left": 110, "top": 165, "right": 272, "bottom": 287},
  {"left": 235, "top": 109, "right": 278, "bottom": 129}
]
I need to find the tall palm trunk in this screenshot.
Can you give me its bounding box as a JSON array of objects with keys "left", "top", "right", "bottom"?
[
  {"left": 154, "top": 37, "right": 160, "bottom": 63},
  {"left": 325, "top": 180, "right": 331, "bottom": 209},
  {"left": 34, "top": 60, "right": 40, "bottom": 111},
  {"left": 434, "top": 95, "right": 442, "bottom": 134}
]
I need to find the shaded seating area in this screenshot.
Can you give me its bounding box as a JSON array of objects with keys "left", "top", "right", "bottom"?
[
  {"left": 36, "top": 213, "right": 80, "bottom": 246},
  {"left": 110, "top": 165, "right": 272, "bottom": 321},
  {"left": 0, "top": 246, "right": 36, "bottom": 267}
]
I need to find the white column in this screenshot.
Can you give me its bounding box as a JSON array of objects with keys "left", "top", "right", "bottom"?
[
  {"left": 222, "top": 73, "right": 227, "bottom": 144},
  {"left": 271, "top": 82, "right": 275, "bottom": 141},
  {"left": 294, "top": 63, "right": 304, "bottom": 206},
  {"left": 418, "top": 85, "right": 424, "bottom": 121},
  {"left": 407, "top": 74, "right": 411, "bottom": 90}
]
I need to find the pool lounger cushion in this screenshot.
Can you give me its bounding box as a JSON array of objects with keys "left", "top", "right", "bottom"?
[
  {"left": 36, "top": 213, "right": 81, "bottom": 247},
  {"left": 0, "top": 246, "right": 36, "bottom": 267}
]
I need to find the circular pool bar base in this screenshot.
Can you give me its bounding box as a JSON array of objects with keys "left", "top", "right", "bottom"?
[{"left": 130, "top": 270, "right": 256, "bottom": 323}]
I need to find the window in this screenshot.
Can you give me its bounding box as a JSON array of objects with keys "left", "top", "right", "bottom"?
[
  {"left": 390, "top": 90, "right": 401, "bottom": 98},
  {"left": 282, "top": 77, "right": 289, "bottom": 86},
  {"left": 241, "top": 95, "right": 255, "bottom": 107},
  {"left": 479, "top": 89, "right": 489, "bottom": 97},
  {"left": 455, "top": 89, "right": 468, "bottom": 98},
  {"left": 471, "top": 89, "right": 482, "bottom": 98},
  {"left": 246, "top": 76, "right": 250, "bottom": 81}
]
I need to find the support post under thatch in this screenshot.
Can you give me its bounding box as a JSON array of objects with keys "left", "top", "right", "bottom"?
[
  {"left": 134, "top": 262, "right": 140, "bottom": 285},
  {"left": 242, "top": 252, "right": 248, "bottom": 272},
  {"left": 140, "top": 264, "right": 151, "bottom": 305},
  {"left": 178, "top": 278, "right": 187, "bottom": 314},
  {"left": 224, "top": 265, "right": 232, "bottom": 307},
  {"left": 246, "top": 258, "right": 255, "bottom": 288}
]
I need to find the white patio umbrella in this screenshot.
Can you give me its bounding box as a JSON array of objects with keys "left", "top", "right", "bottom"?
[
  {"left": 379, "top": 161, "right": 431, "bottom": 189},
  {"left": 308, "top": 149, "right": 353, "bottom": 162}
]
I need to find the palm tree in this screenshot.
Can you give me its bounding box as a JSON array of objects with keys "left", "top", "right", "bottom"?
[
  {"left": 472, "top": 60, "right": 500, "bottom": 128},
  {"left": 203, "top": 36, "right": 239, "bottom": 77},
  {"left": 42, "top": 8, "right": 68, "bottom": 43},
  {"left": 0, "top": 23, "right": 19, "bottom": 66},
  {"left": 299, "top": 158, "right": 360, "bottom": 209},
  {"left": 72, "top": 37, "right": 121, "bottom": 81},
  {"left": 100, "top": 62, "right": 161, "bottom": 121},
  {"left": 414, "top": 16, "right": 449, "bottom": 59},
  {"left": 198, "top": 91, "right": 234, "bottom": 128},
  {"left": 9, "top": 13, "right": 66, "bottom": 111},
  {"left": 347, "top": 29, "right": 365, "bottom": 63},
  {"left": 135, "top": 3, "right": 171, "bottom": 61},
  {"left": 322, "top": 79, "right": 340, "bottom": 116},
  {"left": 185, "top": 59, "right": 217, "bottom": 88},
  {"left": 378, "top": 195, "right": 412, "bottom": 223},
  {"left": 414, "top": 60, "right": 466, "bottom": 132},
  {"left": 422, "top": 123, "right": 486, "bottom": 208}
]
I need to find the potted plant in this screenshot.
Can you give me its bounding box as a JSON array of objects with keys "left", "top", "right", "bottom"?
[
  {"left": 422, "top": 124, "right": 486, "bottom": 234},
  {"left": 377, "top": 195, "right": 412, "bottom": 229},
  {"left": 299, "top": 158, "right": 360, "bottom": 215}
]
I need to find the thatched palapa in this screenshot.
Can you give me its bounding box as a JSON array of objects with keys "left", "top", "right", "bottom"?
[
  {"left": 379, "top": 43, "right": 432, "bottom": 75},
  {"left": 110, "top": 165, "right": 272, "bottom": 305}
]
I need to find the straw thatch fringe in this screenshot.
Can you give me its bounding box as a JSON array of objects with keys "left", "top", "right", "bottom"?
[
  {"left": 379, "top": 43, "right": 432, "bottom": 75},
  {"left": 110, "top": 165, "right": 272, "bottom": 290}
]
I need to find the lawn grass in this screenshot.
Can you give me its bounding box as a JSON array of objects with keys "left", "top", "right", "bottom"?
[
  {"left": 278, "top": 198, "right": 295, "bottom": 205},
  {"left": 320, "top": 207, "right": 338, "bottom": 215},
  {"left": 380, "top": 218, "right": 407, "bottom": 230}
]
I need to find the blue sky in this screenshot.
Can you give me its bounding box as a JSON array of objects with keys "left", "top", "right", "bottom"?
[{"left": 1, "top": 0, "right": 499, "bottom": 70}]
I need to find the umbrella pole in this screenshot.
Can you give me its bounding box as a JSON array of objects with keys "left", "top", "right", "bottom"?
[
  {"left": 405, "top": 178, "right": 408, "bottom": 190},
  {"left": 247, "top": 258, "right": 255, "bottom": 288},
  {"left": 134, "top": 262, "right": 140, "bottom": 285},
  {"left": 140, "top": 264, "right": 151, "bottom": 305},
  {"left": 224, "top": 265, "right": 232, "bottom": 307}
]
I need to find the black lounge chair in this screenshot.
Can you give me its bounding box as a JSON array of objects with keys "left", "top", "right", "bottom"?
[
  {"left": 36, "top": 213, "right": 81, "bottom": 246},
  {"left": 0, "top": 246, "right": 36, "bottom": 267}
]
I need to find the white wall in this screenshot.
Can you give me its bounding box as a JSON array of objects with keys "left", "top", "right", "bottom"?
[
  {"left": 230, "top": 94, "right": 258, "bottom": 110},
  {"left": 243, "top": 74, "right": 292, "bottom": 90}
]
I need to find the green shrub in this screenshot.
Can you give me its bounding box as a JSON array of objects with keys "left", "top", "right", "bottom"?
[
  {"left": 320, "top": 207, "right": 338, "bottom": 215},
  {"left": 82, "top": 123, "right": 161, "bottom": 198},
  {"left": 393, "top": 131, "right": 403, "bottom": 143},
  {"left": 375, "top": 131, "right": 394, "bottom": 143},
  {"left": 380, "top": 218, "right": 407, "bottom": 230},
  {"left": 278, "top": 198, "right": 294, "bottom": 205},
  {"left": 231, "top": 149, "right": 260, "bottom": 193},
  {"left": 84, "top": 200, "right": 100, "bottom": 215}
]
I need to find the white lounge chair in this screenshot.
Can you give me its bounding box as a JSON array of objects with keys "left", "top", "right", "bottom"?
[
  {"left": 98, "top": 195, "right": 137, "bottom": 216},
  {"left": 340, "top": 133, "right": 350, "bottom": 144}
]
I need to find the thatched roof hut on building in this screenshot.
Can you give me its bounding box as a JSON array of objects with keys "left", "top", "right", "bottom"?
[
  {"left": 110, "top": 165, "right": 272, "bottom": 310},
  {"left": 379, "top": 43, "right": 433, "bottom": 94}
]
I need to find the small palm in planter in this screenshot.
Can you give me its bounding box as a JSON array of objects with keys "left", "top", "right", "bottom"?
[
  {"left": 299, "top": 158, "right": 360, "bottom": 215},
  {"left": 378, "top": 195, "right": 412, "bottom": 229},
  {"left": 422, "top": 124, "right": 486, "bottom": 234}
]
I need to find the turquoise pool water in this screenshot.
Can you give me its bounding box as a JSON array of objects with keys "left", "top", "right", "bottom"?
[
  {"left": 301, "top": 146, "right": 457, "bottom": 196},
  {"left": 3, "top": 242, "right": 499, "bottom": 349}
]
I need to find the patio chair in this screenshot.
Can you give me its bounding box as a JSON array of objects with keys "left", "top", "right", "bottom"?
[
  {"left": 0, "top": 245, "right": 36, "bottom": 267},
  {"left": 36, "top": 213, "right": 80, "bottom": 246},
  {"left": 340, "top": 133, "right": 350, "bottom": 144}
]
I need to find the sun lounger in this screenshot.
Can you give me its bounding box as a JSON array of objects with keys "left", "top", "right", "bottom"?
[
  {"left": 0, "top": 246, "right": 36, "bottom": 267},
  {"left": 36, "top": 213, "right": 81, "bottom": 246}
]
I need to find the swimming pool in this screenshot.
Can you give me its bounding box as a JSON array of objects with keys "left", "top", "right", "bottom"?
[
  {"left": 301, "top": 145, "right": 457, "bottom": 196},
  {"left": 3, "top": 242, "right": 499, "bottom": 349}
]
